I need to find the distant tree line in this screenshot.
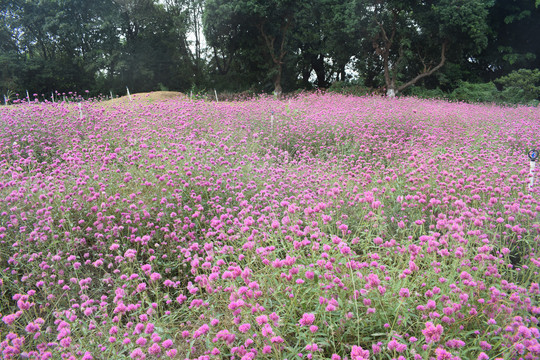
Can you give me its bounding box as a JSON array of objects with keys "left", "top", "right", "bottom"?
[{"left": 1, "top": 0, "right": 539, "bottom": 102}]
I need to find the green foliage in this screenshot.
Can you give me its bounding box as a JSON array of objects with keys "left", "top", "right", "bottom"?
[
  {"left": 327, "top": 81, "right": 373, "bottom": 97},
  {"left": 449, "top": 81, "right": 499, "bottom": 103},
  {"left": 402, "top": 86, "right": 447, "bottom": 100},
  {"left": 477, "top": 0, "right": 540, "bottom": 78},
  {"left": 0, "top": 0, "right": 196, "bottom": 95},
  {"left": 350, "top": 0, "right": 495, "bottom": 95},
  {"left": 0, "top": 0, "right": 538, "bottom": 100},
  {"left": 494, "top": 68, "right": 540, "bottom": 104}
]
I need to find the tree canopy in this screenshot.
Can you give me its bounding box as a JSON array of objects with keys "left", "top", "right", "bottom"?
[{"left": 1, "top": 0, "right": 539, "bottom": 101}]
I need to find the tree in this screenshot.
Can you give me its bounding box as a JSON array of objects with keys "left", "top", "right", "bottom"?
[
  {"left": 204, "top": 0, "right": 302, "bottom": 97},
  {"left": 476, "top": 0, "right": 540, "bottom": 80},
  {"left": 0, "top": 13, "right": 22, "bottom": 94},
  {"left": 163, "top": 0, "right": 207, "bottom": 87},
  {"left": 353, "top": 0, "right": 494, "bottom": 97},
  {"left": 0, "top": 0, "right": 121, "bottom": 94},
  {"left": 495, "top": 68, "right": 540, "bottom": 103},
  {"left": 291, "top": 0, "right": 362, "bottom": 88}
]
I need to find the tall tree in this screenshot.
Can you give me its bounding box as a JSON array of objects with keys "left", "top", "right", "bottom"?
[
  {"left": 163, "top": 0, "right": 207, "bottom": 87},
  {"left": 102, "top": 0, "right": 193, "bottom": 92},
  {"left": 204, "top": 0, "right": 258, "bottom": 90},
  {"left": 204, "top": 0, "right": 301, "bottom": 97},
  {"left": 477, "top": 0, "right": 540, "bottom": 80},
  {"left": 291, "top": 0, "right": 361, "bottom": 88},
  {"left": 0, "top": 0, "right": 120, "bottom": 94},
  {"left": 353, "top": 0, "right": 494, "bottom": 96}
]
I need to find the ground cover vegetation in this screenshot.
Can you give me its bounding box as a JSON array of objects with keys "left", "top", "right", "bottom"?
[
  {"left": 1, "top": 93, "right": 539, "bottom": 359},
  {"left": 1, "top": 0, "right": 539, "bottom": 104}
]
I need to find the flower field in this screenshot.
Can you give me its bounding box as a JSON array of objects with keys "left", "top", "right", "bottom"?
[{"left": 1, "top": 93, "right": 539, "bottom": 360}]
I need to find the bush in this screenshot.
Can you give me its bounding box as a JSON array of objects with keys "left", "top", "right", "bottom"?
[
  {"left": 328, "top": 81, "right": 375, "bottom": 97},
  {"left": 402, "top": 86, "right": 447, "bottom": 100},
  {"left": 449, "top": 81, "right": 499, "bottom": 103},
  {"left": 495, "top": 68, "right": 540, "bottom": 105}
]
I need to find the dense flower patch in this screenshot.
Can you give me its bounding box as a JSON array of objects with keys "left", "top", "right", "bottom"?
[{"left": 1, "top": 94, "right": 539, "bottom": 359}]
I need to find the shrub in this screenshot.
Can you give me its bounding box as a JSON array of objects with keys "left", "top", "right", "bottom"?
[
  {"left": 495, "top": 68, "right": 540, "bottom": 105},
  {"left": 449, "top": 81, "right": 499, "bottom": 103},
  {"left": 328, "top": 81, "right": 375, "bottom": 97},
  {"left": 402, "top": 86, "right": 447, "bottom": 100}
]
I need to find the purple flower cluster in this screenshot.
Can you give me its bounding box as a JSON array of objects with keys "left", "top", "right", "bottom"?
[{"left": 1, "top": 93, "right": 539, "bottom": 359}]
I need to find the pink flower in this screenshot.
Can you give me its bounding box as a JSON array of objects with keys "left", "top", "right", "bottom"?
[
  {"left": 256, "top": 315, "right": 268, "bottom": 325},
  {"left": 145, "top": 323, "right": 155, "bottom": 334},
  {"left": 365, "top": 274, "right": 380, "bottom": 289},
  {"left": 435, "top": 347, "right": 453, "bottom": 360},
  {"left": 150, "top": 272, "right": 161, "bottom": 281},
  {"left": 351, "top": 345, "right": 370, "bottom": 360},
  {"left": 388, "top": 339, "right": 407, "bottom": 353},
  {"left": 262, "top": 323, "right": 274, "bottom": 337},
  {"left": 299, "top": 313, "right": 315, "bottom": 326},
  {"left": 162, "top": 339, "right": 173, "bottom": 348},
  {"left": 399, "top": 288, "right": 410, "bottom": 298},
  {"left": 238, "top": 323, "right": 251, "bottom": 333},
  {"left": 129, "top": 348, "right": 145, "bottom": 359},
  {"left": 148, "top": 343, "right": 161, "bottom": 355},
  {"left": 422, "top": 321, "right": 444, "bottom": 343},
  {"left": 193, "top": 324, "right": 209, "bottom": 338},
  {"left": 270, "top": 336, "right": 284, "bottom": 343}
]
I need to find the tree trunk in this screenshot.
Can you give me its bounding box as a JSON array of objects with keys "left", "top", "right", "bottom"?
[
  {"left": 339, "top": 65, "right": 346, "bottom": 82},
  {"left": 256, "top": 15, "right": 291, "bottom": 99},
  {"left": 311, "top": 54, "right": 327, "bottom": 88},
  {"left": 274, "top": 66, "right": 283, "bottom": 98},
  {"left": 397, "top": 41, "right": 447, "bottom": 93},
  {"left": 301, "top": 64, "right": 311, "bottom": 87}
]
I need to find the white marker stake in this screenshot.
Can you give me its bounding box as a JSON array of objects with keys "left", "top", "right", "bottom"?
[
  {"left": 78, "top": 102, "right": 83, "bottom": 120},
  {"left": 51, "top": 92, "right": 55, "bottom": 103},
  {"left": 529, "top": 150, "right": 539, "bottom": 190},
  {"left": 26, "top": 90, "right": 30, "bottom": 102},
  {"left": 110, "top": 90, "right": 113, "bottom": 100},
  {"left": 3, "top": 94, "right": 7, "bottom": 105},
  {"left": 190, "top": 90, "right": 193, "bottom": 101},
  {"left": 214, "top": 89, "right": 219, "bottom": 102},
  {"left": 530, "top": 161, "right": 536, "bottom": 190},
  {"left": 126, "top": 86, "right": 132, "bottom": 101}
]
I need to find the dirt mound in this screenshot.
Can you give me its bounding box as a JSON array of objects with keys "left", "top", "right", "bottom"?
[{"left": 105, "top": 91, "right": 187, "bottom": 105}]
